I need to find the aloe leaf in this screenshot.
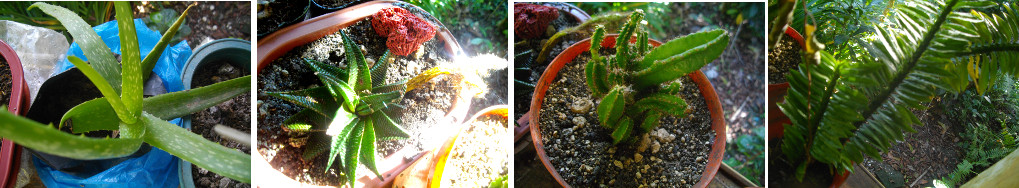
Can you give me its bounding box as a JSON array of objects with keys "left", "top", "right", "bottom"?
[
  {"left": 597, "top": 86, "right": 627, "bottom": 129},
  {"left": 114, "top": 1, "right": 141, "bottom": 122},
  {"left": 0, "top": 107, "right": 142, "bottom": 160},
  {"left": 281, "top": 109, "right": 329, "bottom": 133},
  {"left": 61, "top": 98, "right": 118, "bottom": 133},
  {"left": 141, "top": 75, "right": 250, "bottom": 119},
  {"left": 371, "top": 111, "right": 409, "bottom": 140},
  {"left": 343, "top": 120, "right": 364, "bottom": 188},
  {"left": 141, "top": 4, "right": 192, "bottom": 80},
  {"left": 61, "top": 76, "right": 250, "bottom": 132},
  {"left": 340, "top": 30, "right": 371, "bottom": 92},
  {"left": 267, "top": 86, "right": 337, "bottom": 117},
  {"left": 633, "top": 29, "right": 728, "bottom": 88},
  {"left": 302, "top": 58, "right": 349, "bottom": 83},
  {"left": 31, "top": 2, "right": 121, "bottom": 93},
  {"left": 140, "top": 112, "right": 249, "bottom": 183},
  {"left": 359, "top": 118, "right": 381, "bottom": 178},
  {"left": 370, "top": 50, "right": 392, "bottom": 88},
  {"left": 67, "top": 56, "right": 133, "bottom": 124},
  {"left": 325, "top": 117, "right": 359, "bottom": 172}
]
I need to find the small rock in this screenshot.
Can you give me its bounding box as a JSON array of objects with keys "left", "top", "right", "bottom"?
[
  {"left": 614, "top": 160, "right": 623, "bottom": 168},
  {"left": 609, "top": 179, "right": 615, "bottom": 185},
  {"left": 572, "top": 116, "right": 587, "bottom": 128},
  {"left": 217, "top": 178, "right": 232, "bottom": 188},
  {"left": 570, "top": 100, "right": 593, "bottom": 113},
  {"left": 636, "top": 172, "right": 642, "bottom": 178},
  {"left": 637, "top": 134, "right": 651, "bottom": 153},
  {"left": 635, "top": 153, "right": 644, "bottom": 162},
  {"left": 582, "top": 164, "right": 594, "bottom": 172},
  {"left": 696, "top": 156, "right": 704, "bottom": 162},
  {"left": 651, "top": 141, "right": 662, "bottom": 153}
]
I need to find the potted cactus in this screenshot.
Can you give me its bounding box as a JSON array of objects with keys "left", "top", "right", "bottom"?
[
  {"left": 256, "top": 1, "right": 477, "bottom": 187},
  {"left": 528, "top": 10, "right": 728, "bottom": 187},
  {"left": 0, "top": 2, "right": 251, "bottom": 187},
  {"left": 0, "top": 38, "right": 28, "bottom": 188}
]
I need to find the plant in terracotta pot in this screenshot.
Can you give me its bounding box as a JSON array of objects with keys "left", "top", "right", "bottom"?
[
  {"left": 256, "top": 1, "right": 479, "bottom": 187},
  {"left": 0, "top": 2, "right": 251, "bottom": 185},
  {"left": 0, "top": 38, "right": 27, "bottom": 188},
  {"left": 769, "top": 0, "right": 1019, "bottom": 187},
  {"left": 530, "top": 10, "right": 729, "bottom": 187}
]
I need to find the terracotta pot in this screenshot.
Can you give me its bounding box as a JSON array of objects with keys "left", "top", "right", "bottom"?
[
  {"left": 258, "top": 0, "right": 463, "bottom": 71},
  {"left": 256, "top": 1, "right": 469, "bottom": 187},
  {"left": 766, "top": 24, "right": 805, "bottom": 140},
  {"left": 512, "top": 2, "right": 592, "bottom": 143},
  {"left": 0, "top": 39, "right": 28, "bottom": 188},
  {"left": 528, "top": 34, "right": 726, "bottom": 188},
  {"left": 393, "top": 105, "right": 509, "bottom": 187}
]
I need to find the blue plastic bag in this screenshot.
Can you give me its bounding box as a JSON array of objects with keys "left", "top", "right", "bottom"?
[{"left": 38, "top": 18, "right": 191, "bottom": 188}]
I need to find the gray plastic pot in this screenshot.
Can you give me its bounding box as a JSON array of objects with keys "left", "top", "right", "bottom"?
[{"left": 177, "top": 38, "right": 251, "bottom": 188}]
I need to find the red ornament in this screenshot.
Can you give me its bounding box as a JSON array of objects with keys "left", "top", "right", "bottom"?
[
  {"left": 371, "top": 7, "right": 437, "bottom": 56},
  {"left": 514, "top": 4, "right": 560, "bottom": 39}
]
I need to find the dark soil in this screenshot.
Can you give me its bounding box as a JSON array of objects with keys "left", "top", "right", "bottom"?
[
  {"left": 514, "top": 2, "right": 583, "bottom": 122},
  {"left": 767, "top": 137, "right": 839, "bottom": 188},
  {"left": 257, "top": 15, "right": 455, "bottom": 186},
  {"left": 0, "top": 58, "right": 10, "bottom": 108},
  {"left": 135, "top": 1, "right": 252, "bottom": 49},
  {"left": 863, "top": 99, "right": 964, "bottom": 188},
  {"left": 256, "top": 0, "right": 307, "bottom": 37},
  {"left": 536, "top": 50, "right": 713, "bottom": 187},
  {"left": 442, "top": 113, "right": 510, "bottom": 187},
  {"left": 190, "top": 62, "right": 251, "bottom": 188},
  {"left": 312, "top": 0, "right": 368, "bottom": 9},
  {"left": 767, "top": 34, "right": 800, "bottom": 84}
]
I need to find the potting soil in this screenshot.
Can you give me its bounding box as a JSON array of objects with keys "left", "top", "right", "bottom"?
[
  {"left": 0, "top": 58, "right": 10, "bottom": 106},
  {"left": 767, "top": 34, "right": 801, "bottom": 84},
  {"left": 442, "top": 114, "right": 510, "bottom": 187},
  {"left": 537, "top": 50, "right": 713, "bottom": 187},
  {"left": 190, "top": 62, "right": 251, "bottom": 188}
]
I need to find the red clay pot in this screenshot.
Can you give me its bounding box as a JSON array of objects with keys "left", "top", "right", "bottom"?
[
  {"left": 255, "top": 1, "right": 468, "bottom": 187},
  {"left": 393, "top": 105, "right": 509, "bottom": 187},
  {"left": 529, "top": 34, "right": 727, "bottom": 188},
  {"left": 0, "top": 39, "right": 27, "bottom": 188},
  {"left": 767, "top": 24, "right": 805, "bottom": 140}
]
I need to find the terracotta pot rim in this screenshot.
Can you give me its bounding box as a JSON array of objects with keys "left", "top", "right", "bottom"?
[
  {"left": 254, "top": 1, "right": 468, "bottom": 187},
  {"left": 528, "top": 34, "right": 727, "bottom": 188},
  {"left": 515, "top": 2, "right": 592, "bottom": 23},
  {"left": 431, "top": 105, "right": 509, "bottom": 187},
  {"left": 0, "top": 39, "right": 26, "bottom": 188}
]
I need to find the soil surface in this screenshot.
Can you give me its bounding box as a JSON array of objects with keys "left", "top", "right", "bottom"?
[
  {"left": 0, "top": 58, "right": 10, "bottom": 107},
  {"left": 190, "top": 62, "right": 251, "bottom": 188},
  {"left": 767, "top": 34, "right": 800, "bottom": 84},
  {"left": 443, "top": 113, "right": 510, "bottom": 187},
  {"left": 863, "top": 99, "right": 964, "bottom": 188},
  {"left": 257, "top": 15, "right": 456, "bottom": 186},
  {"left": 256, "top": 0, "right": 307, "bottom": 37},
  {"left": 135, "top": 1, "right": 251, "bottom": 49},
  {"left": 514, "top": 2, "right": 583, "bottom": 123},
  {"left": 536, "top": 50, "right": 713, "bottom": 187}
]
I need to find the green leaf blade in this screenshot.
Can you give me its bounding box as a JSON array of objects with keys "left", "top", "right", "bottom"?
[
  {"left": 115, "top": 1, "right": 142, "bottom": 122},
  {"left": 67, "top": 56, "right": 133, "bottom": 124},
  {"left": 31, "top": 2, "right": 122, "bottom": 93},
  {"left": 0, "top": 107, "right": 142, "bottom": 160},
  {"left": 142, "top": 4, "right": 192, "bottom": 80},
  {"left": 140, "top": 112, "right": 249, "bottom": 183}
]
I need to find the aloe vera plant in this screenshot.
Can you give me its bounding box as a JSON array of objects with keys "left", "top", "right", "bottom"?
[
  {"left": 0, "top": 2, "right": 250, "bottom": 182},
  {"left": 584, "top": 10, "right": 729, "bottom": 144},
  {"left": 267, "top": 30, "right": 464, "bottom": 187}
]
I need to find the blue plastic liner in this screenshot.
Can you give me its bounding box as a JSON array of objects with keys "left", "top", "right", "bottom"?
[{"left": 38, "top": 18, "right": 191, "bottom": 188}]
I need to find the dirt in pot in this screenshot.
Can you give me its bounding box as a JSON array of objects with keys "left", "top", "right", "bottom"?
[
  {"left": 190, "top": 62, "right": 251, "bottom": 188},
  {"left": 257, "top": 0, "right": 306, "bottom": 37},
  {"left": 768, "top": 34, "right": 801, "bottom": 84},
  {"left": 537, "top": 50, "right": 714, "bottom": 187},
  {"left": 257, "top": 15, "right": 455, "bottom": 186},
  {"left": 0, "top": 58, "right": 10, "bottom": 107},
  {"left": 442, "top": 113, "right": 509, "bottom": 187},
  {"left": 313, "top": 0, "right": 369, "bottom": 9},
  {"left": 514, "top": 3, "right": 583, "bottom": 121}
]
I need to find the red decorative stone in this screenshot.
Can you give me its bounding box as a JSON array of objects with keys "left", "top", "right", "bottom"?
[
  {"left": 514, "top": 3, "right": 559, "bottom": 39},
  {"left": 371, "top": 7, "right": 437, "bottom": 56}
]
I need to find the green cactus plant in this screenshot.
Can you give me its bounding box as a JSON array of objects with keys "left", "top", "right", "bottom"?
[
  {"left": 0, "top": 2, "right": 250, "bottom": 182},
  {"left": 584, "top": 10, "right": 729, "bottom": 144},
  {"left": 266, "top": 30, "right": 464, "bottom": 187}
]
